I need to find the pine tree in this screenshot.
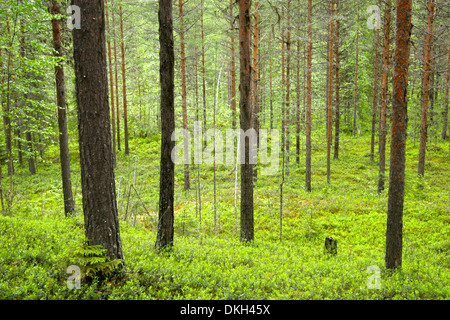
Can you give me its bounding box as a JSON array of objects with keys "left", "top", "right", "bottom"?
[
  {"left": 50, "top": 0, "right": 75, "bottom": 216},
  {"left": 352, "top": 2, "right": 360, "bottom": 137},
  {"left": 305, "top": 0, "right": 312, "bottom": 192},
  {"left": 378, "top": 0, "right": 391, "bottom": 194},
  {"left": 442, "top": 30, "right": 450, "bottom": 140},
  {"left": 418, "top": 0, "right": 435, "bottom": 176},
  {"left": 385, "top": 0, "right": 413, "bottom": 270},
  {"left": 326, "top": 0, "right": 334, "bottom": 185},
  {"left": 370, "top": 4, "right": 381, "bottom": 163},
  {"left": 105, "top": 0, "right": 116, "bottom": 167},
  {"left": 119, "top": 5, "right": 129, "bottom": 155},
  {"left": 239, "top": 0, "right": 254, "bottom": 243},
  {"left": 72, "top": 0, "right": 124, "bottom": 261},
  {"left": 333, "top": 0, "right": 340, "bottom": 160},
  {"left": 155, "top": 0, "right": 175, "bottom": 250},
  {"left": 178, "top": 0, "right": 190, "bottom": 190}
]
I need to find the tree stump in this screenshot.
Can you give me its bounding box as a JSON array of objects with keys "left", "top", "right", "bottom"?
[{"left": 325, "top": 236, "right": 337, "bottom": 255}]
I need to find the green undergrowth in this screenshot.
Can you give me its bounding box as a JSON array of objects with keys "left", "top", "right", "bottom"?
[{"left": 0, "top": 133, "right": 448, "bottom": 299}]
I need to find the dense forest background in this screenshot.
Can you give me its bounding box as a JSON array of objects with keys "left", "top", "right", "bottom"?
[{"left": 0, "top": 0, "right": 448, "bottom": 300}]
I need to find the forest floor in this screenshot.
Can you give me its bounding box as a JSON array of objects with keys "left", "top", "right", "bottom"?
[{"left": 0, "top": 132, "right": 449, "bottom": 299}]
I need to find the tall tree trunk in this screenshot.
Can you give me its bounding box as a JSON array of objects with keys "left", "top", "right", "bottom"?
[
  {"left": 105, "top": 0, "right": 116, "bottom": 167},
  {"left": 137, "top": 67, "right": 142, "bottom": 121},
  {"left": 26, "top": 131, "right": 36, "bottom": 175},
  {"left": 370, "top": 11, "right": 381, "bottom": 163},
  {"left": 0, "top": 161, "right": 3, "bottom": 213},
  {"left": 193, "top": 33, "right": 202, "bottom": 226},
  {"left": 19, "top": 21, "right": 36, "bottom": 175},
  {"left": 295, "top": 0, "right": 301, "bottom": 165},
  {"left": 333, "top": 0, "right": 340, "bottom": 160},
  {"left": 280, "top": 126, "right": 285, "bottom": 243},
  {"left": 428, "top": 42, "right": 437, "bottom": 144},
  {"left": 295, "top": 44, "right": 300, "bottom": 165},
  {"left": 385, "top": 0, "right": 413, "bottom": 270},
  {"left": 213, "top": 60, "right": 224, "bottom": 236},
  {"left": 4, "top": 22, "right": 13, "bottom": 178},
  {"left": 305, "top": 0, "right": 312, "bottom": 192},
  {"left": 239, "top": 0, "right": 254, "bottom": 243},
  {"left": 155, "top": 0, "right": 175, "bottom": 250},
  {"left": 201, "top": 0, "right": 207, "bottom": 142},
  {"left": 72, "top": 0, "right": 124, "bottom": 261},
  {"left": 285, "top": 0, "right": 291, "bottom": 175},
  {"left": 16, "top": 128, "right": 23, "bottom": 167},
  {"left": 112, "top": 5, "right": 121, "bottom": 151},
  {"left": 418, "top": 0, "right": 435, "bottom": 176},
  {"left": 378, "top": 0, "right": 392, "bottom": 194},
  {"left": 51, "top": 0, "right": 75, "bottom": 216},
  {"left": 15, "top": 41, "right": 22, "bottom": 169},
  {"left": 0, "top": 48, "right": 5, "bottom": 212},
  {"left": 442, "top": 30, "right": 450, "bottom": 140},
  {"left": 281, "top": 8, "right": 286, "bottom": 157},
  {"left": 260, "top": 59, "right": 264, "bottom": 126},
  {"left": 352, "top": 2, "right": 360, "bottom": 137},
  {"left": 4, "top": 20, "right": 15, "bottom": 210},
  {"left": 269, "top": 26, "right": 274, "bottom": 131},
  {"left": 119, "top": 5, "right": 129, "bottom": 156},
  {"left": 230, "top": 0, "right": 237, "bottom": 129},
  {"left": 252, "top": 0, "right": 260, "bottom": 180},
  {"left": 326, "top": 0, "right": 334, "bottom": 185},
  {"left": 178, "top": 0, "right": 190, "bottom": 190},
  {"left": 195, "top": 42, "right": 199, "bottom": 123}
]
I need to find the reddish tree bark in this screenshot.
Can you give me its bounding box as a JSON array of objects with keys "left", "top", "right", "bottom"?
[{"left": 385, "top": 0, "right": 413, "bottom": 270}]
